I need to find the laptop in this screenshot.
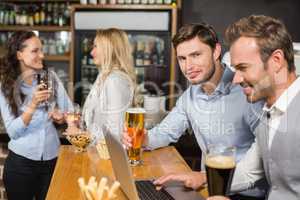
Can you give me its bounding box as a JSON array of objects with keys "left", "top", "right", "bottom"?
[{"left": 103, "top": 125, "right": 204, "bottom": 200}]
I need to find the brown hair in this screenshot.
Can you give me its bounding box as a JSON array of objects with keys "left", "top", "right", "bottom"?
[
  {"left": 0, "top": 31, "right": 37, "bottom": 116},
  {"left": 172, "top": 23, "right": 220, "bottom": 58},
  {"left": 225, "top": 15, "right": 295, "bottom": 72}
]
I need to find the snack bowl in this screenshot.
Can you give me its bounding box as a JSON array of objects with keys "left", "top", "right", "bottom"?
[{"left": 66, "top": 131, "right": 94, "bottom": 153}]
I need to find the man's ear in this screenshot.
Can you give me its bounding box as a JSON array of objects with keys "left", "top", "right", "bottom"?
[
  {"left": 269, "top": 49, "right": 285, "bottom": 73},
  {"left": 213, "top": 43, "right": 222, "bottom": 61}
]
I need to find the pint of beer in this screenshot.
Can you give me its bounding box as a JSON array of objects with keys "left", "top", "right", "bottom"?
[
  {"left": 125, "top": 107, "right": 146, "bottom": 166},
  {"left": 205, "top": 145, "right": 236, "bottom": 196}
]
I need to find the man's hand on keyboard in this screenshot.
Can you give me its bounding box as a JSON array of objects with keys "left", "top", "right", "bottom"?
[{"left": 153, "top": 171, "right": 207, "bottom": 190}]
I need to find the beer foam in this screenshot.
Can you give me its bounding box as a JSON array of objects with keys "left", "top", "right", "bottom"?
[
  {"left": 126, "top": 107, "right": 146, "bottom": 114},
  {"left": 206, "top": 155, "right": 236, "bottom": 169}
]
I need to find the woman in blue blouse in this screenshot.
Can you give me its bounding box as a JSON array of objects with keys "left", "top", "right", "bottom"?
[{"left": 0, "top": 31, "right": 72, "bottom": 200}]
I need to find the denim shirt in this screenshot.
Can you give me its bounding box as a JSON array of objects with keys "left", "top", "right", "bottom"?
[
  {"left": 0, "top": 71, "right": 72, "bottom": 161},
  {"left": 148, "top": 67, "right": 264, "bottom": 164}
]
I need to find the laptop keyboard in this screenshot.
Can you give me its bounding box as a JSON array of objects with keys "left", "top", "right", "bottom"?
[{"left": 135, "top": 180, "right": 175, "bottom": 200}]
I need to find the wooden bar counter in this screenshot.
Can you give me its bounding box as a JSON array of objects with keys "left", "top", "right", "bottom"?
[{"left": 46, "top": 145, "right": 207, "bottom": 200}]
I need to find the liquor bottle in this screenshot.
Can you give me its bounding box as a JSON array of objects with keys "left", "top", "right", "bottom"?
[
  {"left": 163, "top": 0, "right": 172, "bottom": 4},
  {"left": 81, "top": 38, "right": 89, "bottom": 65},
  {"left": 28, "top": 5, "right": 34, "bottom": 26},
  {"left": 8, "top": 5, "right": 16, "bottom": 25},
  {"left": 151, "top": 40, "right": 159, "bottom": 65},
  {"left": 89, "top": 0, "right": 98, "bottom": 4},
  {"left": 135, "top": 41, "right": 144, "bottom": 66},
  {"left": 143, "top": 42, "right": 151, "bottom": 66},
  {"left": 40, "top": 3, "right": 46, "bottom": 25},
  {"left": 133, "top": 0, "right": 140, "bottom": 4},
  {"left": 46, "top": 3, "right": 53, "bottom": 25},
  {"left": 125, "top": 0, "right": 133, "bottom": 4},
  {"left": 53, "top": 3, "right": 59, "bottom": 25},
  {"left": 63, "top": 2, "right": 71, "bottom": 25},
  {"left": 100, "top": 0, "right": 107, "bottom": 4},
  {"left": 109, "top": 0, "right": 117, "bottom": 4},
  {"left": 0, "top": 4, "right": 4, "bottom": 25},
  {"left": 34, "top": 5, "right": 40, "bottom": 25},
  {"left": 20, "top": 9, "right": 27, "bottom": 25}
]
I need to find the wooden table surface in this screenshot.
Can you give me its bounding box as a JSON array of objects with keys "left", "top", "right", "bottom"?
[{"left": 46, "top": 145, "right": 208, "bottom": 200}]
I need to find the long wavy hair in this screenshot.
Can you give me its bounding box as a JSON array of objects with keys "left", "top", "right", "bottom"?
[
  {"left": 94, "top": 28, "right": 136, "bottom": 84},
  {"left": 0, "top": 31, "right": 38, "bottom": 116}
]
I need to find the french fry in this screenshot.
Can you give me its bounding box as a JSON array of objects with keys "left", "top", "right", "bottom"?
[
  {"left": 84, "top": 188, "right": 93, "bottom": 200},
  {"left": 97, "top": 177, "right": 108, "bottom": 199},
  {"left": 78, "top": 178, "right": 90, "bottom": 200},
  {"left": 78, "top": 177, "right": 120, "bottom": 200},
  {"left": 88, "top": 176, "right": 98, "bottom": 192},
  {"left": 108, "top": 181, "right": 120, "bottom": 199},
  {"left": 86, "top": 185, "right": 100, "bottom": 200}
]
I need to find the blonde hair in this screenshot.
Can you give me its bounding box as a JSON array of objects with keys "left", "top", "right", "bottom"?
[{"left": 94, "top": 28, "right": 136, "bottom": 83}]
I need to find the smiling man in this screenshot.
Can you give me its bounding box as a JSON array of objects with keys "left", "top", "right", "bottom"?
[
  {"left": 223, "top": 15, "right": 300, "bottom": 200},
  {"left": 122, "top": 23, "right": 265, "bottom": 199}
]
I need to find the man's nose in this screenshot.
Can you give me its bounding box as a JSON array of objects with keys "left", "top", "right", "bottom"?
[{"left": 233, "top": 71, "right": 243, "bottom": 84}]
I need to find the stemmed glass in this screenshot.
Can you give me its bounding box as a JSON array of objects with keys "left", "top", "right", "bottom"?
[
  {"left": 65, "top": 103, "right": 94, "bottom": 153},
  {"left": 36, "top": 70, "right": 56, "bottom": 112},
  {"left": 65, "top": 102, "right": 81, "bottom": 127}
]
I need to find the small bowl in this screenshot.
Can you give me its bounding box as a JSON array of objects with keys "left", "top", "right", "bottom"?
[{"left": 66, "top": 131, "right": 94, "bottom": 153}]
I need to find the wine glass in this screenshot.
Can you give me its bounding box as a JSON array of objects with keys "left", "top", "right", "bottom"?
[
  {"left": 36, "top": 70, "right": 55, "bottom": 112},
  {"left": 65, "top": 102, "right": 81, "bottom": 127}
]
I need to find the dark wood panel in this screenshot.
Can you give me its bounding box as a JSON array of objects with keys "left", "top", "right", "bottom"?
[{"left": 182, "top": 0, "right": 300, "bottom": 48}]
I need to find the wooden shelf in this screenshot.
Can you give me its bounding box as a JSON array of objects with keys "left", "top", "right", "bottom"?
[
  {"left": 0, "top": 25, "right": 70, "bottom": 32},
  {"left": 0, "top": 0, "right": 79, "bottom": 2},
  {"left": 44, "top": 55, "right": 70, "bottom": 61},
  {"left": 71, "top": 4, "right": 178, "bottom": 11}
]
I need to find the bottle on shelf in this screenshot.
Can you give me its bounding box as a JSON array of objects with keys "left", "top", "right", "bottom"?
[
  {"left": 40, "top": 3, "right": 46, "bottom": 25},
  {"left": 99, "top": 0, "right": 107, "bottom": 4},
  {"left": 135, "top": 41, "right": 144, "bottom": 66},
  {"left": 33, "top": 5, "right": 40, "bottom": 25},
  {"left": 143, "top": 42, "right": 151, "bottom": 65},
  {"left": 81, "top": 37, "right": 89, "bottom": 65}
]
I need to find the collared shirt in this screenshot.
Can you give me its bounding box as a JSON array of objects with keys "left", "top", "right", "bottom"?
[
  {"left": 263, "top": 77, "right": 300, "bottom": 149},
  {"left": 0, "top": 71, "right": 72, "bottom": 161},
  {"left": 147, "top": 66, "right": 264, "bottom": 163},
  {"left": 82, "top": 71, "right": 134, "bottom": 140},
  {"left": 231, "top": 76, "right": 300, "bottom": 193}
]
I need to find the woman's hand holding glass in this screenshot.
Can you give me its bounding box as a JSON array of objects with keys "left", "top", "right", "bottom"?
[
  {"left": 49, "top": 108, "right": 65, "bottom": 124},
  {"left": 31, "top": 83, "right": 51, "bottom": 108}
]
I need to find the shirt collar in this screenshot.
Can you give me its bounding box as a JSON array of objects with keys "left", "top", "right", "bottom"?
[
  {"left": 263, "top": 76, "right": 300, "bottom": 114},
  {"left": 196, "top": 64, "right": 234, "bottom": 96}
]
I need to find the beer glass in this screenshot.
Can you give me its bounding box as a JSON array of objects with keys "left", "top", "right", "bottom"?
[
  {"left": 125, "top": 107, "right": 146, "bottom": 166},
  {"left": 205, "top": 144, "right": 236, "bottom": 196}
]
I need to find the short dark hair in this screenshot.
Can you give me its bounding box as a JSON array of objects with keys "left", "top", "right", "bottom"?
[
  {"left": 172, "top": 23, "right": 219, "bottom": 51},
  {"left": 225, "top": 15, "right": 295, "bottom": 72}
]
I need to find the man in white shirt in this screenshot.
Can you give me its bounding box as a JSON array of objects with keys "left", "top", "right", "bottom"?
[{"left": 207, "top": 14, "right": 300, "bottom": 200}]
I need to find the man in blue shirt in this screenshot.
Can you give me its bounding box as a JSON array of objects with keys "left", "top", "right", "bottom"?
[{"left": 123, "top": 23, "right": 265, "bottom": 198}]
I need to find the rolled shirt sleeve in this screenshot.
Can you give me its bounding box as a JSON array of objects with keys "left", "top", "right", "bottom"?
[{"left": 147, "top": 93, "right": 190, "bottom": 150}]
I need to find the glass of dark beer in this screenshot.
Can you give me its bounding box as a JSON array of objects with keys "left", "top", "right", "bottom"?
[
  {"left": 125, "top": 107, "right": 145, "bottom": 166},
  {"left": 205, "top": 145, "right": 236, "bottom": 197}
]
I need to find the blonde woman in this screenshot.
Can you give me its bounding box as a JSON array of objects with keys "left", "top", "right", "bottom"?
[{"left": 66, "top": 28, "right": 135, "bottom": 141}]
